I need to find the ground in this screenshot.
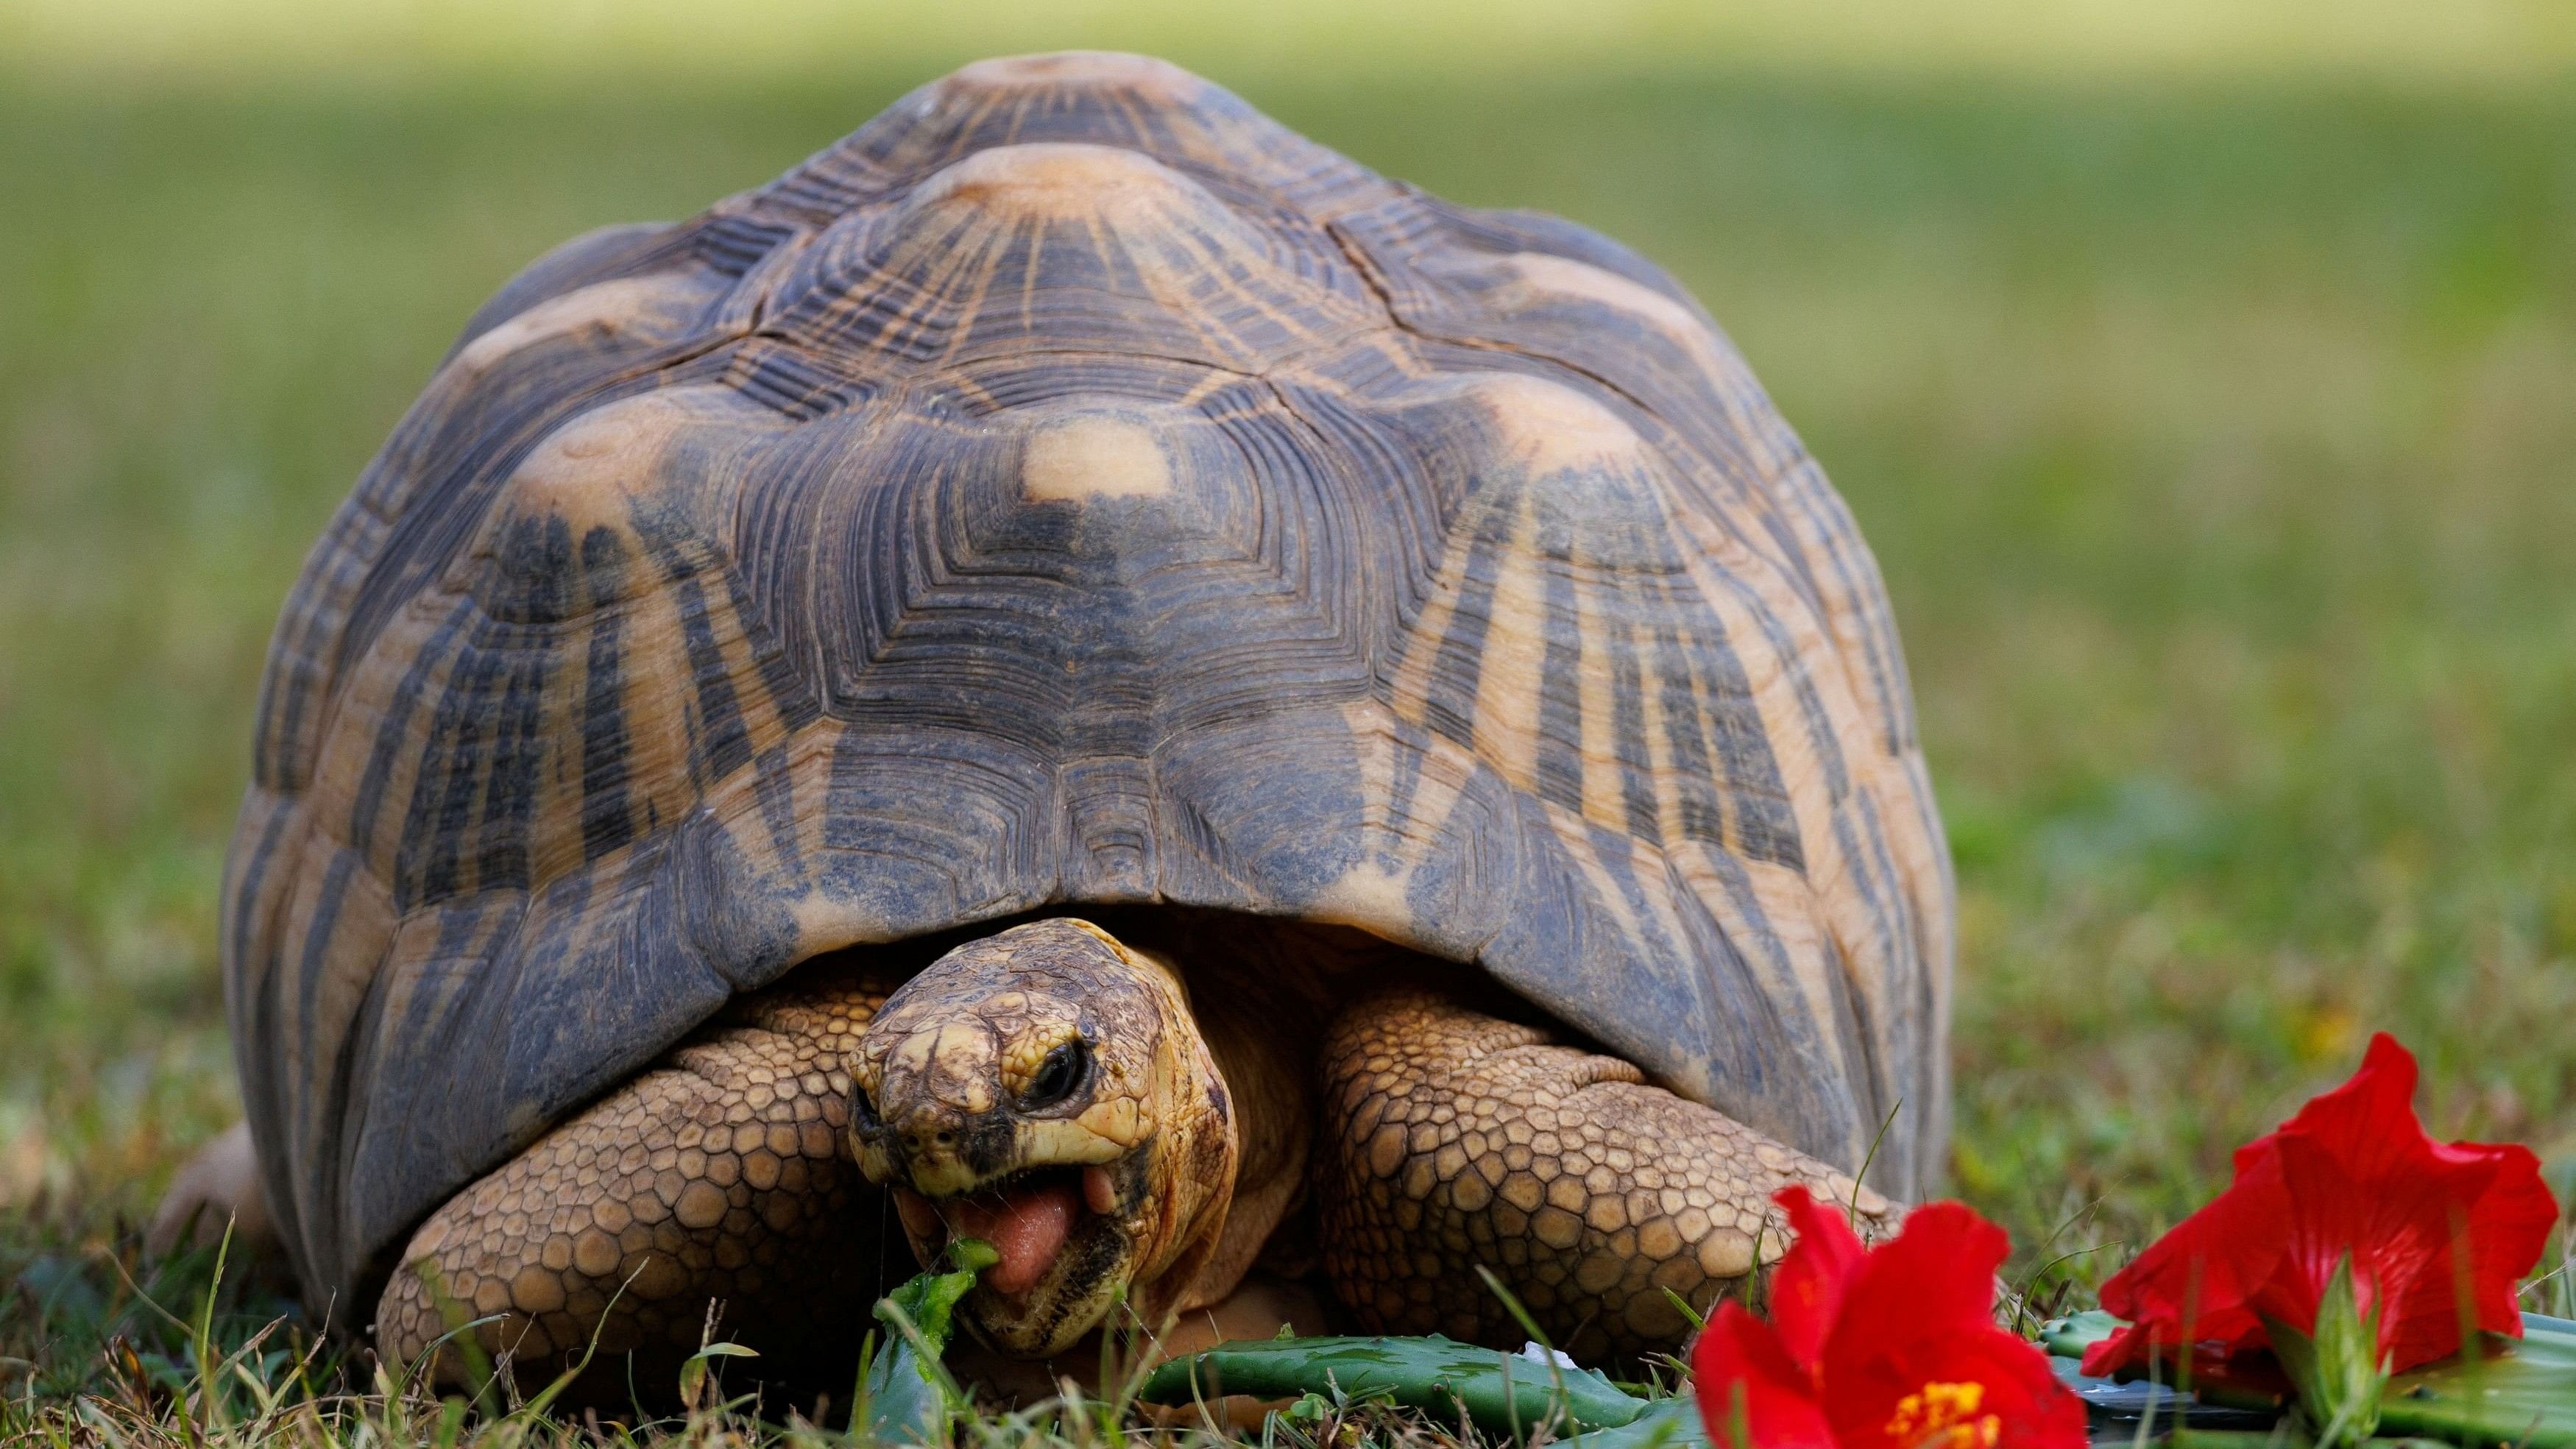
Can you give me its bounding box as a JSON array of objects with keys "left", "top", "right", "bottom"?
[{"left": 3, "top": 1, "right": 2573, "bottom": 1438}]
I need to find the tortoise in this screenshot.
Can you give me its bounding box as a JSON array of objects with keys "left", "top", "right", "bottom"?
[{"left": 191, "top": 50, "right": 1952, "bottom": 1395}]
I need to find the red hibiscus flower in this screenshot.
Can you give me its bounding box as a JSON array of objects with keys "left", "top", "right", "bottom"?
[
  {"left": 1694, "top": 1186, "right": 2085, "bottom": 1449},
  {"left": 2082, "top": 1032, "right": 2559, "bottom": 1381}
]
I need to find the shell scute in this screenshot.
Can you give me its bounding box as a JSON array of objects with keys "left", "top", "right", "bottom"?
[{"left": 757, "top": 141, "right": 1381, "bottom": 378}]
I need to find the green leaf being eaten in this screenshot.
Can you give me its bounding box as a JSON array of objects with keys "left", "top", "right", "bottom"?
[{"left": 859, "top": 1237, "right": 998, "bottom": 1444}]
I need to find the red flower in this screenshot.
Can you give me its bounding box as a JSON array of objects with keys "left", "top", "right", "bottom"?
[
  {"left": 2083, "top": 1033, "right": 2559, "bottom": 1381},
  {"left": 1693, "top": 1187, "right": 2085, "bottom": 1449}
]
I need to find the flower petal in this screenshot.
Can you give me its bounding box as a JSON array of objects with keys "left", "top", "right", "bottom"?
[
  {"left": 1770, "top": 1185, "right": 1869, "bottom": 1370},
  {"left": 1828, "top": 1322, "right": 2089, "bottom": 1449},
  {"left": 2077, "top": 1319, "right": 2153, "bottom": 1381},
  {"left": 2457, "top": 1140, "right": 2559, "bottom": 1333},
  {"left": 2250, "top": 1036, "right": 2558, "bottom": 1370},
  {"left": 2092, "top": 1032, "right": 2562, "bottom": 1381},
  {"left": 2358, "top": 1138, "right": 2556, "bottom": 1370},
  {"left": 2272, "top": 1034, "right": 2424, "bottom": 1182},
  {"left": 2086, "top": 1136, "right": 2293, "bottom": 1376},
  {"left": 1691, "top": 1302, "right": 1837, "bottom": 1449},
  {"left": 1830, "top": 1200, "right": 2011, "bottom": 1348}
]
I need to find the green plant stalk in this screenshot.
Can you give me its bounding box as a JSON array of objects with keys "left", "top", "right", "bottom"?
[
  {"left": 2264, "top": 1257, "right": 2385, "bottom": 1448},
  {"left": 1136, "top": 1336, "right": 1646, "bottom": 1436}
]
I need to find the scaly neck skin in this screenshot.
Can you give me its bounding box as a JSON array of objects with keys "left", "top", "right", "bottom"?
[
  {"left": 1144, "top": 944, "right": 1316, "bottom": 1317},
  {"left": 1111, "top": 943, "right": 1242, "bottom": 1329}
]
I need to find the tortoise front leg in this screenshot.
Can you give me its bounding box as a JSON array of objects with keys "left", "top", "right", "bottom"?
[
  {"left": 1315, "top": 990, "right": 1894, "bottom": 1362},
  {"left": 374, "top": 971, "right": 902, "bottom": 1399}
]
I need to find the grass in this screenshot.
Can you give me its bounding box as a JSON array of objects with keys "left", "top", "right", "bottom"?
[{"left": 4, "top": 1, "right": 2575, "bottom": 1438}]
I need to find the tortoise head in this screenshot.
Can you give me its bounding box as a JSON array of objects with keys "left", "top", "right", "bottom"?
[{"left": 849, "top": 918, "right": 1237, "bottom": 1358}]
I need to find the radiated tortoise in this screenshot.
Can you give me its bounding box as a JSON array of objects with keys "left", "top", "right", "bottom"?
[{"left": 181, "top": 49, "right": 1953, "bottom": 1397}]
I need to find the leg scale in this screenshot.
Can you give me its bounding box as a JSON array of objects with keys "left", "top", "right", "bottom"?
[
  {"left": 1316, "top": 989, "right": 1894, "bottom": 1361},
  {"left": 374, "top": 972, "right": 900, "bottom": 1397}
]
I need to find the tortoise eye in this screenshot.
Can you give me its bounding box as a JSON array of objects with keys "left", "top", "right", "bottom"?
[
  {"left": 1022, "top": 1040, "right": 1090, "bottom": 1110},
  {"left": 851, "top": 1082, "right": 883, "bottom": 1131}
]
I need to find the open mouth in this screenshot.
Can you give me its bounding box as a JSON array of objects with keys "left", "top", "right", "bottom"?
[{"left": 897, "top": 1163, "right": 1124, "bottom": 1298}]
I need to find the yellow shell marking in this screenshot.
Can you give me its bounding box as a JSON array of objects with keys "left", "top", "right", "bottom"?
[
  {"left": 449, "top": 276, "right": 684, "bottom": 380},
  {"left": 905, "top": 141, "right": 1203, "bottom": 224},
  {"left": 1462, "top": 371, "right": 1649, "bottom": 476},
  {"left": 1022, "top": 414, "right": 1175, "bottom": 501}
]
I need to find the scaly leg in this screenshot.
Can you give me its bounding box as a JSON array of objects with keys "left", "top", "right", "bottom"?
[
  {"left": 1316, "top": 989, "right": 1894, "bottom": 1361},
  {"left": 374, "top": 970, "right": 900, "bottom": 1397}
]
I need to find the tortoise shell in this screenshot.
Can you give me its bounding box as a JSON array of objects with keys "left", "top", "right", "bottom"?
[{"left": 225, "top": 52, "right": 1953, "bottom": 1313}]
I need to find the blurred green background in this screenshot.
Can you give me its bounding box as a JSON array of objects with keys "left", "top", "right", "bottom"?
[{"left": 4, "top": 0, "right": 2573, "bottom": 1317}]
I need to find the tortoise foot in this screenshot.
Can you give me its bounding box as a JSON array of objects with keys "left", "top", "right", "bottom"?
[{"left": 1315, "top": 988, "right": 1895, "bottom": 1363}]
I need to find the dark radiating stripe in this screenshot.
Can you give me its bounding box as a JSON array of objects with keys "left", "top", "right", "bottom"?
[
  {"left": 577, "top": 527, "right": 637, "bottom": 860},
  {"left": 1418, "top": 499, "right": 1517, "bottom": 750},
  {"left": 494, "top": 513, "right": 577, "bottom": 623},
  {"left": 347, "top": 603, "right": 468, "bottom": 849},
  {"left": 348, "top": 598, "right": 475, "bottom": 918},
  {"left": 411, "top": 631, "right": 506, "bottom": 907},
  {"left": 1833, "top": 792, "right": 1906, "bottom": 1029},
  {"left": 1714, "top": 702, "right": 1803, "bottom": 872},
  {"left": 399, "top": 511, "right": 593, "bottom": 904},
  {"left": 1532, "top": 539, "right": 1587, "bottom": 817},
  {"left": 386, "top": 896, "right": 506, "bottom": 1079},
  {"left": 670, "top": 572, "right": 754, "bottom": 786},
  {"left": 224, "top": 795, "right": 298, "bottom": 1261},
  {"left": 693, "top": 213, "right": 798, "bottom": 277},
  {"left": 289, "top": 849, "right": 361, "bottom": 1133},
  {"left": 1683, "top": 823, "right": 1801, "bottom": 995},
  {"left": 1607, "top": 612, "right": 1660, "bottom": 845},
  {"left": 1780, "top": 464, "right": 1913, "bottom": 759},
  {"left": 255, "top": 508, "right": 368, "bottom": 789},
  {"left": 1650, "top": 618, "right": 1724, "bottom": 847},
  {"left": 632, "top": 470, "right": 760, "bottom": 787},
  {"left": 718, "top": 555, "right": 822, "bottom": 736},
  {"left": 1824, "top": 829, "right": 1906, "bottom": 1132},
  {"left": 1664, "top": 874, "right": 1803, "bottom": 1100},
  {"left": 251, "top": 607, "right": 310, "bottom": 786},
  {"left": 752, "top": 743, "right": 803, "bottom": 882},
  {"left": 241, "top": 913, "right": 309, "bottom": 1278},
  {"left": 225, "top": 797, "right": 294, "bottom": 993},
  {"left": 1599, "top": 818, "right": 1819, "bottom": 1098},
  {"left": 1833, "top": 795, "right": 1903, "bottom": 1124},
  {"left": 333, "top": 420, "right": 539, "bottom": 685},
  {"left": 727, "top": 342, "right": 871, "bottom": 421},
  {"left": 312, "top": 932, "right": 399, "bottom": 1280},
  {"left": 1275, "top": 381, "right": 1455, "bottom": 870},
  {"left": 1375, "top": 719, "right": 1431, "bottom": 876},
  {"left": 1681, "top": 574, "right": 1804, "bottom": 870},
  {"left": 1753, "top": 505, "right": 1831, "bottom": 639},
  {"left": 473, "top": 517, "right": 569, "bottom": 891},
  {"left": 1581, "top": 818, "right": 1677, "bottom": 971},
  {"left": 474, "top": 643, "right": 544, "bottom": 892}
]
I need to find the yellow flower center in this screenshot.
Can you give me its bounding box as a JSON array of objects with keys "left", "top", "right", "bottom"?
[{"left": 1884, "top": 1380, "right": 2001, "bottom": 1449}]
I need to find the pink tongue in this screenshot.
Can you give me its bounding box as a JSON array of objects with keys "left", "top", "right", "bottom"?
[{"left": 946, "top": 1179, "right": 1079, "bottom": 1296}]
